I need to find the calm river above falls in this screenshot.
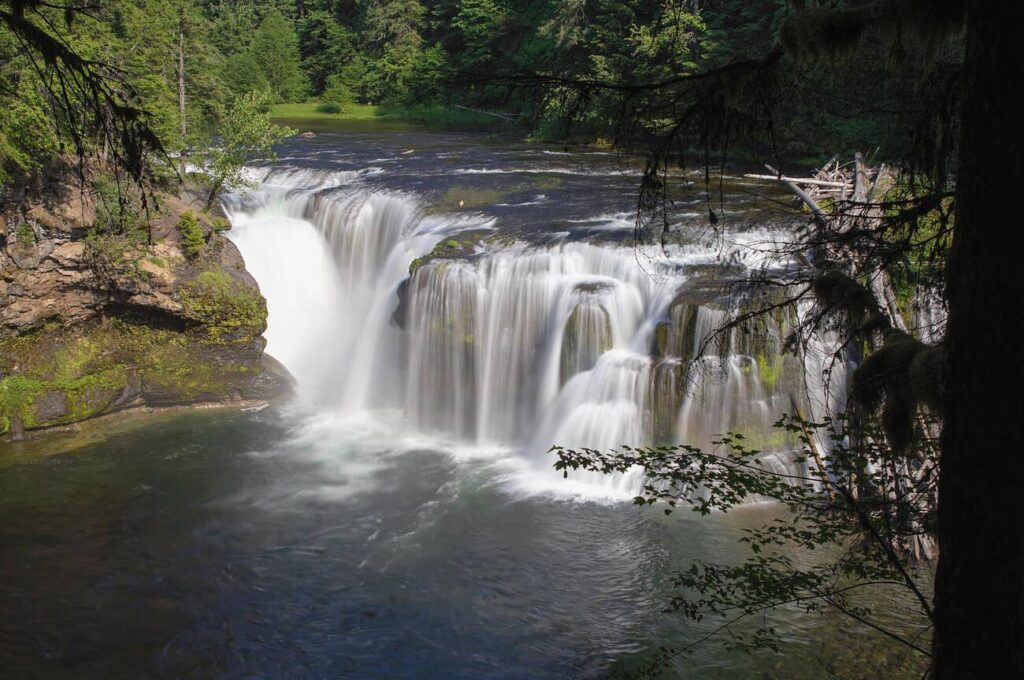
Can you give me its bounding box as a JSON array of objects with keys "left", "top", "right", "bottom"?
[{"left": 0, "top": 126, "right": 926, "bottom": 679}]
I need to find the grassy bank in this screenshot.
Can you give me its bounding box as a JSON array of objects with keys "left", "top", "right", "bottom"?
[{"left": 269, "top": 101, "right": 507, "bottom": 128}]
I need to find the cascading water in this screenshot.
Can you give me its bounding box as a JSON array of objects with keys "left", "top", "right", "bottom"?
[{"left": 226, "top": 164, "right": 837, "bottom": 496}]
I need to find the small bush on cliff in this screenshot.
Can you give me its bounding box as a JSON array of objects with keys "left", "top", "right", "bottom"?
[
  {"left": 14, "top": 221, "right": 34, "bottom": 246},
  {"left": 177, "top": 211, "right": 205, "bottom": 259},
  {"left": 91, "top": 174, "right": 143, "bottom": 236}
]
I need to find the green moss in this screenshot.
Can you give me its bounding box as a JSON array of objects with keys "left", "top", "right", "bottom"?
[
  {"left": 0, "top": 308, "right": 266, "bottom": 436},
  {"left": 137, "top": 336, "right": 229, "bottom": 399},
  {"left": 0, "top": 375, "right": 46, "bottom": 432},
  {"left": 15, "top": 221, "right": 34, "bottom": 246},
  {"left": 756, "top": 352, "right": 784, "bottom": 391},
  {"left": 880, "top": 185, "right": 954, "bottom": 326},
  {"left": 408, "top": 233, "right": 484, "bottom": 276},
  {"left": 0, "top": 326, "right": 132, "bottom": 430},
  {"left": 63, "top": 366, "right": 128, "bottom": 416},
  {"left": 180, "top": 270, "right": 267, "bottom": 343}
]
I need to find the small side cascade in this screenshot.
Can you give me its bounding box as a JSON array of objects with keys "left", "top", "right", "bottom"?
[
  {"left": 407, "top": 262, "right": 483, "bottom": 438},
  {"left": 560, "top": 294, "right": 614, "bottom": 385},
  {"left": 672, "top": 301, "right": 807, "bottom": 453},
  {"left": 532, "top": 349, "right": 653, "bottom": 455}
]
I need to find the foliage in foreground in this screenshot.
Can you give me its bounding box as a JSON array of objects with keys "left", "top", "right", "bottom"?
[
  {"left": 553, "top": 414, "right": 936, "bottom": 673},
  {"left": 203, "top": 91, "right": 295, "bottom": 209}
]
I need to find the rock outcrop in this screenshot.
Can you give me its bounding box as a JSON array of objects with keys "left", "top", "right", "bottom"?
[{"left": 0, "top": 191, "right": 291, "bottom": 438}]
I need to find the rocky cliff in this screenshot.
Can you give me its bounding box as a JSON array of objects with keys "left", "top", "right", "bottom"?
[{"left": 0, "top": 188, "right": 290, "bottom": 438}]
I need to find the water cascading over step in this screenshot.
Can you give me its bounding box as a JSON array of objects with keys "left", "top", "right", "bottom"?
[{"left": 227, "top": 167, "right": 839, "bottom": 494}]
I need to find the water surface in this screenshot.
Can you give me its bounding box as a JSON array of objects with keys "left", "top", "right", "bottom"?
[{"left": 1, "top": 127, "right": 927, "bottom": 679}]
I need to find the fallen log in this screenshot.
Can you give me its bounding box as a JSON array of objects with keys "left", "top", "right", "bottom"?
[
  {"left": 742, "top": 173, "right": 851, "bottom": 189},
  {"left": 763, "top": 164, "right": 830, "bottom": 232}
]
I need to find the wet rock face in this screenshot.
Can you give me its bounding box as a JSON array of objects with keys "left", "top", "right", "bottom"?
[
  {"left": 560, "top": 301, "right": 613, "bottom": 384},
  {"left": 0, "top": 205, "right": 291, "bottom": 438}
]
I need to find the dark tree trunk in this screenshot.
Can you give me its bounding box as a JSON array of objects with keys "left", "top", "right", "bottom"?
[
  {"left": 934, "top": 1, "right": 1024, "bottom": 676},
  {"left": 177, "top": 11, "right": 188, "bottom": 182}
]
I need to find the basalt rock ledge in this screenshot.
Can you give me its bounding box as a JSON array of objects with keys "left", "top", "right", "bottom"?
[{"left": 0, "top": 189, "right": 291, "bottom": 439}]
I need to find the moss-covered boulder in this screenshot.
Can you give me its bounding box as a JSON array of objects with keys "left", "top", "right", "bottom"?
[
  {"left": 0, "top": 186, "right": 291, "bottom": 439},
  {"left": 0, "top": 311, "right": 289, "bottom": 437},
  {"left": 407, "top": 230, "right": 488, "bottom": 277}
]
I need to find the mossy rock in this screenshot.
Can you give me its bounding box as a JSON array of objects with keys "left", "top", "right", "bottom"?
[
  {"left": 408, "top": 231, "right": 488, "bottom": 276},
  {"left": 179, "top": 269, "right": 267, "bottom": 344},
  {"left": 0, "top": 311, "right": 287, "bottom": 438}
]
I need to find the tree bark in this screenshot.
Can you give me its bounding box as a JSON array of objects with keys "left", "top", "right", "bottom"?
[
  {"left": 205, "top": 177, "right": 223, "bottom": 212},
  {"left": 933, "top": 1, "right": 1024, "bottom": 676},
  {"left": 177, "top": 10, "right": 187, "bottom": 182}
]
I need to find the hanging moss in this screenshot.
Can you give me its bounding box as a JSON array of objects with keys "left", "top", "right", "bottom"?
[
  {"left": 755, "top": 352, "right": 784, "bottom": 392},
  {"left": 852, "top": 330, "right": 945, "bottom": 452}
]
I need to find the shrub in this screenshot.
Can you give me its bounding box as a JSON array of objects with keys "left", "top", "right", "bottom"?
[
  {"left": 14, "top": 221, "right": 34, "bottom": 246},
  {"left": 177, "top": 210, "right": 205, "bottom": 258},
  {"left": 317, "top": 73, "right": 356, "bottom": 113},
  {"left": 91, "top": 173, "right": 142, "bottom": 235}
]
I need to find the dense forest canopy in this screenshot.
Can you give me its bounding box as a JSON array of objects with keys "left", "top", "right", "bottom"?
[{"left": 0, "top": 0, "right": 965, "bottom": 198}]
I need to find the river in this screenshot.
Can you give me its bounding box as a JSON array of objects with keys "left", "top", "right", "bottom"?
[{"left": 0, "top": 126, "right": 926, "bottom": 678}]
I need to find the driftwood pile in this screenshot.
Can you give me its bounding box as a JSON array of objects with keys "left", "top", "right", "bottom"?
[
  {"left": 746, "top": 153, "right": 907, "bottom": 333},
  {"left": 746, "top": 154, "right": 941, "bottom": 561}
]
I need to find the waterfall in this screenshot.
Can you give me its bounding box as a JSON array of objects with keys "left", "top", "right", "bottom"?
[
  {"left": 227, "top": 166, "right": 830, "bottom": 496},
  {"left": 407, "top": 262, "right": 484, "bottom": 438},
  {"left": 224, "top": 204, "right": 346, "bottom": 402}
]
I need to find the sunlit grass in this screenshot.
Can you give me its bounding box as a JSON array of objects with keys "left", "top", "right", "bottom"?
[{"left": 268, "top": 101, "right": 502, "bottom": 127}]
